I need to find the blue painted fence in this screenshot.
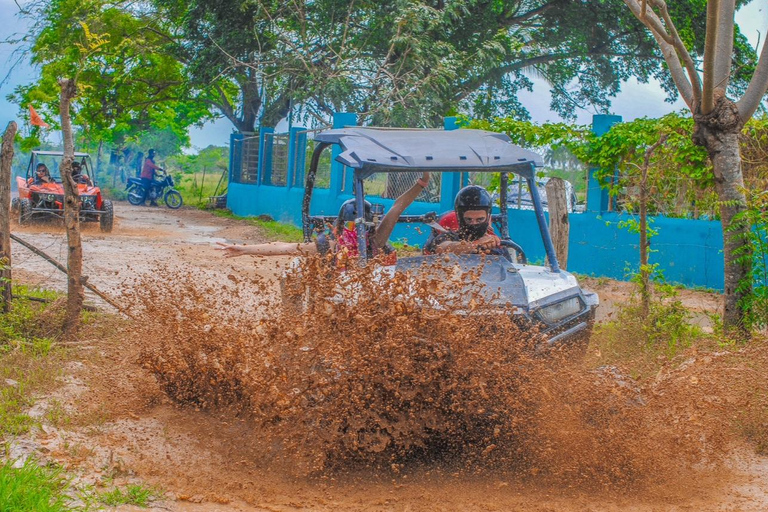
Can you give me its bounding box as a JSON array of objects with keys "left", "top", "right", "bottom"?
[{"left": 227, "top": 113, "right": 727, "bottom": 291}]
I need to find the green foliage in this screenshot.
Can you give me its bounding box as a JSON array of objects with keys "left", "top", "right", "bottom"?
[
  {"left": 0, "top": 459, "right": 73, "bottom": 512},
  {"left": 91, "top": 483, "right": 163, "bottom": 507},
  {"left": 12, "top": 0, "right": 212, "bottom": 151},
  {"left": 471, "top": 112, "right": 717, "bottom": 218},
  {"left": 0, "top": 285, "right": 60, "bottom": 354},
  {"left": 597, "top": 286, "right": 704, "bottom": 360},
  {"left": 167, "top": 146, "right": 229, "bottom": 207},
  {"left": 732, "top": 190, "right": 768, "bottom": 330}
]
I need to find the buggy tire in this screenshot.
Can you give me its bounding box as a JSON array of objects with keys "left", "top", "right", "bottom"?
[
  {"left": 127, "top": 185, "right": 144, "bottom": 206},
  {"left": 99, "top": 199, "right": 114, "bottom": 233},
  {"left": 10, "top": 197, "right": 19, "bottom": 214},
  {"left": 18, "top": 198, "right": 31, "bottom": 225},
  {"left": 164, "top": 190, "right": 183, "bottom": 209}
]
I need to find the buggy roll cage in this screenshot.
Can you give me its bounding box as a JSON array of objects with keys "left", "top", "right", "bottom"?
[
  {"left": 301, "top": 128, "right": 561, "bottom": 273},
  {"left": 26, "top": 151, "right": 95, "bottom": 183}
]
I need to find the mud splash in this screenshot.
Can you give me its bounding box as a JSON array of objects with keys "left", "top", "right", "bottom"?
[{"left": 128, "top": 256, "right": 729, "bottom": 490}]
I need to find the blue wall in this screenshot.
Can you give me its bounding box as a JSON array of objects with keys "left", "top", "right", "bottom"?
[{"left": 227, "top": 114, "right": 727, "bottom": 291}]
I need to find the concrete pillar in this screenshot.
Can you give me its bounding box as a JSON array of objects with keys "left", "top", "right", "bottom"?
[
  {"left": 286, "top": 126, "right": 306, "bottom": 188},
  {"left": 587, "top": 114, "right": 622, "bottom": 213},
  {"left": 229, "top": 132, "right": 244, "bottom": 183},
  {"left": 258, "top": 127, "right": 274, "bottom": 185}
]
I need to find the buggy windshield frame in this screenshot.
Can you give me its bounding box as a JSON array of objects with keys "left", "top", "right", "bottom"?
[{"left": 302, "top": 127, "right": 560, "bottom": 272}]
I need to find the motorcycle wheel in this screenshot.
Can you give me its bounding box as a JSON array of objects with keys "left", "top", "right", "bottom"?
[
  {"left": 164, "top": 190, "right": 183, "bottom": 209},
  {"left": 127, "top": 185, "right": 144, "bottom": 205}
]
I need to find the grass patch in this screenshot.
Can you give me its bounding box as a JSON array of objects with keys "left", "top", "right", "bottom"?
[
  {"left": 92, "top": 483, "right": 164, "bottom": 507},
  {"left": 175, "top": 171, "right": 228, "bottom": 208},
  {"left": 212, "top": 209, "right": 304, "bottom": 242},
  {"left": 585, "top": 286, "right": 719, "bottom": 378},
  {"left": 0, "top": 285, "right": 71, "bottom": 436},
  {"left": 0, "top": 459, "right": 73, "bottom": 512}
]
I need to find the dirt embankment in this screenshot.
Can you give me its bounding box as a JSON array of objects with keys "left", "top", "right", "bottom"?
[{"left": 8, "top": 203, "right": 768, "bottom": 511}]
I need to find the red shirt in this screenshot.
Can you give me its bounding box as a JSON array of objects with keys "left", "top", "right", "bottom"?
[{"left": 140, "top": 158, "right": 161, "bottom": 179}]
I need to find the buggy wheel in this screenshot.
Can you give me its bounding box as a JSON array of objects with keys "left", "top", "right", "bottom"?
[
  {"left": 10, "top": 198, "right": 19, "bottom": 214},
  {"left": 127, "top": 185, "right": 144, "bottom": 205},
  {"left": 99, "top": 199, "right": 114, "bottom": 233},
  {"left": 164, "top": 190, "right": 183, "bottom": 209},
  {"left": 18, "top": 198, "right": 31, "bottom": 225}
]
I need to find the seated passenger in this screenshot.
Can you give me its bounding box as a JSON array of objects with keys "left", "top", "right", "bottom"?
[
  {"left": 217, "top": 172, "right": 430, "bottom": 267},
  {"left": 30, "top": 164, "right": 52, "bottom": 185},
  {"left": 423, "top": 185, "right": 501, "bottom": 255}
]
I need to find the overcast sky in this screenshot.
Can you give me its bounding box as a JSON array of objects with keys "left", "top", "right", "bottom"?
[{"left": 1, "top": 0, "right": 766, "bottom": 150}]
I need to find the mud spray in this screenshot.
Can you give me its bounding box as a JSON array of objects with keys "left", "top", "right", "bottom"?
[{"left": 126, "top": 256, "right": 734, "bottom": 493}]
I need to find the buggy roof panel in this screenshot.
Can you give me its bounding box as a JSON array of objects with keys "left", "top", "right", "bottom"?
[
  {"left": 315, "top": 128, "right": 544, "bottom": 177},
  {"left": 32, "top": 151, "right": 91, "bottom": 157}
]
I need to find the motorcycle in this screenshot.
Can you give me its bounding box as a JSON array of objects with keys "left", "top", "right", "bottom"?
[{"left": 126, "top": 170, "right": 183, "bottom": 209}]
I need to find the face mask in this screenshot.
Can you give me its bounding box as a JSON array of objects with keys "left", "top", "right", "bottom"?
[{"left": 459, "top": 222, "right": 489, "bottom": 240}]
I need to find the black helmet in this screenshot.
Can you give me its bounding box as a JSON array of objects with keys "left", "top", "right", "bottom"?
[
  {"left": 337, "top": 198, "right": 372, "bottom": 223},
  {"left": 454, "top": 185, "right": 492, "bottom": 240},
  {"left": 148, "top": 149, "right": 156, "bottom": 158}
]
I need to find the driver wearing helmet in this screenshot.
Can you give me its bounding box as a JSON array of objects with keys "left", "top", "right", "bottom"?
[
  {"left": 217, "top": 172, "right": 430, "bottom": 267},
  {"left": 70, "top": 161, "right": 91, "bottom": 185},
  {"left": 423, "top": 185, "right": 501, "bottom": 255}
]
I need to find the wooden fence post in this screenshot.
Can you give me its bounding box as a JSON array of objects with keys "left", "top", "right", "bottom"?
[
  {"left": 0, "top": 121, "right": 17, "bottom": 312},
  {"left": 545, "top": 177, "right": 569, "bottom": 270}
]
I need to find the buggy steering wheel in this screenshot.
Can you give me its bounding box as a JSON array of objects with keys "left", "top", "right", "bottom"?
[{"left": 499, "top": 239, "right": 527, "bottom": 264}]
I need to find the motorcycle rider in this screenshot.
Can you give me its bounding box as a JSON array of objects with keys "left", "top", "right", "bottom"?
[
  {"left": 140, "top": 149, "right": 163, "bottom": 206},
  {"left": 423, "top": 185, "right": 501, "bottom": 254}
]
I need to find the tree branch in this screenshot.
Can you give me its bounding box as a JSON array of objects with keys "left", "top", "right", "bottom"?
[
  {"left": 713, "top": 0, "right": 736, "bottom": 93},
  {"left": 702, "top": 0, "right": 720, "bottom": 114},
  {"left": 736, "top": 28, "right": 768, "bottom": 121}
]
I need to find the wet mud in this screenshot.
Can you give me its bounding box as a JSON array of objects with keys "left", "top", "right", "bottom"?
[
  {"left": 132, "top": 257, "right": 738, "bottom": 495},
  {"left": 9, "top": 204, "right": 768, "bottom": 510}
]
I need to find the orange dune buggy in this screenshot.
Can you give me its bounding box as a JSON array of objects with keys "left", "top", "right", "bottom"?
[{"left": 13, "top": 150, "right": 114, "bottom": 232}]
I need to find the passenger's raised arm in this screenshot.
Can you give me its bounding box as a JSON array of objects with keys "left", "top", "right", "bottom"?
[
  {"left": 216, "top": 241, "right": 318, "bottom": 258},
  {"left": 371, "top": 172, "right": 429, "bottom": 249}
]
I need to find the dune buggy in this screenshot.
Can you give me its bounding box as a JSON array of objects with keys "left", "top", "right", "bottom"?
[
  {"left": 13, "top": 151, "right": 114, "bottom": 232},
  {"left": 301, "top": 127, "right": 598, "bottom": 349}
]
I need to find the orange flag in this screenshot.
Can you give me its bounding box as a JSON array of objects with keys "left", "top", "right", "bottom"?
[{"left": 29, "top": 105, "right": 50, "bottom": 128}]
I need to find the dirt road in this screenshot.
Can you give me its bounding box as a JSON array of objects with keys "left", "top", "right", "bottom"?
[
  {"left": 8, "top": 203, "right": 768, "bottom": 511},
  {"left": 10, "top": 204, "right": 293, "bottom": 308}
]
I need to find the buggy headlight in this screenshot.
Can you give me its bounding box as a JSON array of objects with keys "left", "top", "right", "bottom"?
[
  {"left": 45, "top": 194, "right": 56, "bottom": 201},
  {"left": 537, "top": 296, "right": 583, "bottom": 324}
]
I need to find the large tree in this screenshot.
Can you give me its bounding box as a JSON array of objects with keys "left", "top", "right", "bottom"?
[
  {"left": 622, "top": 0, "right": 768, "bottom": 332},
  {"left": 10, "top": 0, "right": 212, "bottom": 150},
  {"left": 151, "top": 0, "right": 755, "bottom": 129}
]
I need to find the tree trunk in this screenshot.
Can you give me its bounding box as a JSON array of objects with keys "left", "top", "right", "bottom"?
[
  {"left": 693, "top": 95, "right": 750, "bottom": 334},
  {"left": 0, "top": 121, "right": 17, "bottom": 313},
  {"left": 96, "top": 140, "right": 103, "bottom": 183},
  {"left": 639, "top": 167, "right": 650, "bottom": 318},
  {"left": 545, "top": 177, "right": 569, "bottom": 270},
  {"left": 59, "top": 78, "right": 83, "bottom": 339}
]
